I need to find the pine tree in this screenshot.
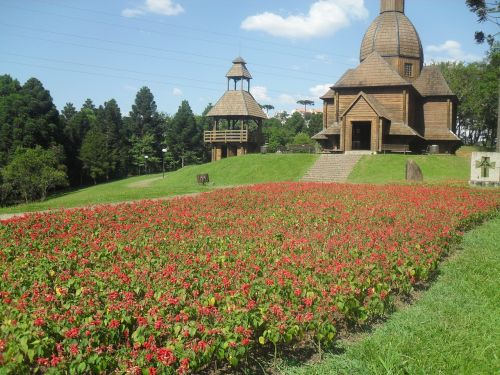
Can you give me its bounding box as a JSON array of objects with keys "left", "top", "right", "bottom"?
[
  {"left": 166, "top": 100, "right": 204, "bottom": 167},
  {"left": 80, "top": 127, "right": 110, "bottom": 184}
]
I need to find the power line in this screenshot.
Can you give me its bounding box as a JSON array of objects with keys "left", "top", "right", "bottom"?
[
  {"left": 34, "top": 0, "right": 355, "bottom": 59},
  {"left": 0, "top": 31, "right": 333, "bottom": 85},
  {"left": 0, "top": 56, "right": 331, "bottom": 98},
  {"left": 0, "top": 58, "right": 222, "bottom": 93},
  {"left": 1, "top": 52, "right": 222, "bottom": 86},
  {"left": 0, "top": 22, "right": 352, "bottom": 77},
  {"left": 2, "top": 3, "right": 356, "bottom": 69}
]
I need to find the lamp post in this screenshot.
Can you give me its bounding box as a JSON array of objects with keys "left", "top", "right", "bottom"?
[
  {"left": 162, "top": 148, "right": 168, "bottom": 178},
  {"left": 144, "top": 155, "right": 149, "bottom": 174}
]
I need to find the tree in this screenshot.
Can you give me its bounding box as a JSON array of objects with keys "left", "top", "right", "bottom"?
[
  {"left": 285, "top": 112, "right": 307, "bottom": 134},
  {"left": 296, "top": 100, "right": 315, "bottom": 113},
  {"left": 165, "top": 100, "right": 205, "bottom": 167},
  {"left": 126, "top": 87, "right": 165, "bottom": 166},
  {"left": 263, "top": 118, "right": 294, "bottom": 152},
  {"left": 95, "top": 99, "right": 128, "bottom": 178},
  {"left": 466, "top": 0, "right": 499, "bottom": 46},
  {"left": 467, "top": 0, "right": 500, "bottom": 150},
  {"left": 306, "top": 112, "right": 323, "bottom": 137},
  {"left": 0, "top": 76, "right": 61, "bottom": 166},
  {"left": 2, "top": 146, "right": 67, "bottom": 202},
  {"left": 128, "top": 87, "right": 163, "bottom": 137},
  {"left": 80, "top": 127, "right": 110, "bottom": 184},
  {"left": 438, "top": 48, "right": 499, "bottom": 146},
  {"left": 260, "top": 104, "right": 275, "bottom": 115},
  {"left": 275, "top": 111, "right": 289, "bottom": 124},
  {"left": 292, "top": 132, "right": 315, "bottom": 145},
  {"left": 61, "top": 104, "right": 97, "bottom": 185},
  {"left": 129, "top": 134, "right": 160, "bottom": 175}
]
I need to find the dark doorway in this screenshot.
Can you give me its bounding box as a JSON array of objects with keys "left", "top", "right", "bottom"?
[
  {"left": 221, "top": 146, "right": 228, "bottom": 158},
  {"left": 352, "top": 121, "right": 372, "bottom": 150}
]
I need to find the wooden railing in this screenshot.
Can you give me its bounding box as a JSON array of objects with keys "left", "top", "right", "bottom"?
[{"left": 204, "top": 130, "right": 250, "bottom": 143}]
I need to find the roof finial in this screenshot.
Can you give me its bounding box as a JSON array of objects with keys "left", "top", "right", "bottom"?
[{"left": 380, "top": 0, "right": 404, "bottom": 13}]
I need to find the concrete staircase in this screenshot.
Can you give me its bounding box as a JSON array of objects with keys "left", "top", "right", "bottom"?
[{"left": 301, "top": 154, "right": 362, "bottom": 183}]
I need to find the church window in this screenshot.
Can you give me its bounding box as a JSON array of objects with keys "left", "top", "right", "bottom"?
[{"left": 404, "top": 63, "right": 413, "bottom": 77}]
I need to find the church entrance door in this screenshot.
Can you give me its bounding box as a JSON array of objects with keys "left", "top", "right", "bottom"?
[{"left": 352, "top": 121, "right": 372, "bottom": 150}]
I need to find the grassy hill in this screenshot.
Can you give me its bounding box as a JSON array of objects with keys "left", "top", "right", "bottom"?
[
  {"left": 0, "top": 154, "right": 318, "bottom": 214},
  {"left": 1, "top": 148, "right": 490, "bottom": 215},
  {"left": 348, "top": 154, "right": 471, "bottom": 184}
]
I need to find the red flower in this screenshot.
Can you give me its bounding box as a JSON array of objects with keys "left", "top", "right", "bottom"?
[
  {"left": 157, "top": 347, "right": 176, "bottom": 366},
  {"left": 33, "top": 317, "right": 45, "bottom": 327},
  {"left": 64, "top": 327, "right": 79, "bottom": 339},
  {"left": 108, "top": 319, "right": 120, "bottom": 329},
  {"left": 177, "top": 358, "right": 190, "bottom": 374}
]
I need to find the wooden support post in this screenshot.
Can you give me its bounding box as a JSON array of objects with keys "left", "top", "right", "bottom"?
[
  {"left": 379, "top": 118, "right": 383, "bottom": 152},
  {"left": 402, "top": 90, "right": 407, "bottom": 124}
]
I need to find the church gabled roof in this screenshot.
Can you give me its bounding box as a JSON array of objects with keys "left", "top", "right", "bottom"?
[
  {"left": 207, "top": 91, "right": 266, "bottom": 119},
  {"left": 341, "top": 91, "right": 393, "bottom": 119},
  {"left": 334, "top": 52, "right": 411, "bottom": 88},
  {"left": 413, "top": 66, "right": 455, "bottom": 97},
  {"left": 388, "top": 122, "right": 423, "bottom": 137},
  {"left": 320, "top": 89, "right": 336, "bottom": 100},
  {"left": 312, "top": 123, "right": 341, "bottom": 140}
]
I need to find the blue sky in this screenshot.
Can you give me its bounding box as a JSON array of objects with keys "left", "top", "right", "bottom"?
[{"left": 0, "top": 0, "right": 496, "bottom": 116}]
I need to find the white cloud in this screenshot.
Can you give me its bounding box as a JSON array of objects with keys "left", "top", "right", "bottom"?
[
  {"left": 278, "top": 94, "right": 298, "bottom": 105},
  {"left": 310, "top": 83, "right": 333, "bottom": 98},
  {"left": 122, "top": 0, "right": 184, "bottom": 18},
  {"left": 123, "top": 84, "right": 139, "bottom": 92},
  {"left": 241, "top": 0, "right": 369, "bottom": 39},
  {"left": 251, "top": 86, "right": 271, "bottom": 103},
  {"left": 172, "top": 87, "right": 183, "bottom": 96},
  {"left": 426, "top": 40, "right": 481, "bottom": 62},
  {"left": 122, "top": 8, "right": 146, "bottom": 17}
]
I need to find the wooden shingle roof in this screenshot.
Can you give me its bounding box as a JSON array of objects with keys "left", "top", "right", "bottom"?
[
  {"left": 226, "top": 57, "right": 252, "bottom": 79},
  {"left": 424, "top": 128, "right": 460, "bottom": 141},
  {"left": 360, "top": 9, "right": 423, "bottom": 63},
  {"left": 312, "top": 123, "right": 341, "bottom": 140},
  {"left": 207, "top": 91, "right": 266, "bottom": 119},
  {"left": 334, "top": 52, "right": 410, "bottom": 88},
  {"left": 388, "top": 122, "right": 423, "bottom": 137},
  {"left": 413, "top": 66, "right": 455, "bottom": 97},
  {"left": 341, "top": 91, "right": 393, "bottom": 119},
  {"left": 320, "top": 89, "right": 335, "bottom": 100}
]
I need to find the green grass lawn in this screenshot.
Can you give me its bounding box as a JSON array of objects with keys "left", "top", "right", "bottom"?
[
  {"left": 283, "top": 214, "right": 500, "bottom": 375},
  {"left": 348, "top": 154, "right": 471, "bottom": 184},
  {"left": 0, "top": 154, "right": 317, "bottom": 214}
]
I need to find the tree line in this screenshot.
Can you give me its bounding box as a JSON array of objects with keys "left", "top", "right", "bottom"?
[
  {"left": 0, "top": 75, "right": 323, "bottom": 206},
  {"left": 0, "top": 76, "right": 210, "bottom": 205},
  {"left": 437, "top": 43, "right": 499, "bottom": 146}
]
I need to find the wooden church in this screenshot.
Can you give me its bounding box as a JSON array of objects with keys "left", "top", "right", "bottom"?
[{"left": 313, "top": 0, "right": 461, "bottom": 153}]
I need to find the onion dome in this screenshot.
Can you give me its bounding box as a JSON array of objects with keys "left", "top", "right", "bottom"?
[{"left": 360, "top": 0, "right": 423, "bottom": 70}]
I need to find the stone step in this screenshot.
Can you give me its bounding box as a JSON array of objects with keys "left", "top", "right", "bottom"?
[{"left": 301, "top": 154, "right": 362, "bottom": 183}]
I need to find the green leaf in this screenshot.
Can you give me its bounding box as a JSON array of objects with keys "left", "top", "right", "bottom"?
[
  {"left": 77, "top": 362, "right": 87, "bottom": 373},
  {"left": 19, "top": 337, "right": 28, "bottom": 354}
]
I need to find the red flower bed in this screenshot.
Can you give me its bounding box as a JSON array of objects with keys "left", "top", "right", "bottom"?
[{"left": 0, "top": 183, "right": 498, "bottom": 373}]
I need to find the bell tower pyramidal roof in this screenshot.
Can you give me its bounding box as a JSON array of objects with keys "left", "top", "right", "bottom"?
[{"left": 207, "top": 57, "right": 266, "bottom": 119}]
